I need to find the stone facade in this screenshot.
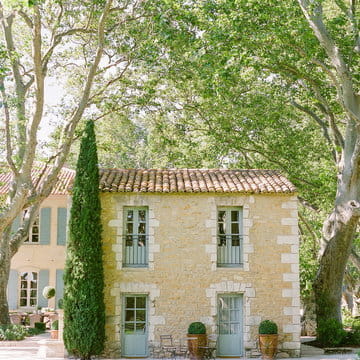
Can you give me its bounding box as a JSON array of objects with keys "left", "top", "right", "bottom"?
[{"left": 101, "top": 192, "right": 301, "bottom": 358}]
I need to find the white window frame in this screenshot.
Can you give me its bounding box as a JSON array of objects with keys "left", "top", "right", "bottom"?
[
  {"left": 123, "top": 207, "right": 149, "bottom": 267},
  {"left": 19, "top": 271, "right": 38, "bottom": 308},
  {"left": 23, "top": 211, "right": 40, "bottom": 244},
  {"left": 217, "top": 207, "right": 243, "bottom": 267}
]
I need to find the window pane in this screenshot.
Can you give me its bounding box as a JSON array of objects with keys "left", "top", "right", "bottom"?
[
  {"left": 138, "top": 222, "right": 146, "bottom": 234},
  {"left": 125, "top": 323, "right": 134, "bottom": 334},
  {"left": 20, "top": 290, "right": 27, "bottom": 298},
  {"left": 138, "top": 210, "right": 146, "bottom": 222},
  {"left": 126, "top": 223, "right": 133, "bottom": 234},
  {"left": 136, "top": 310, "right": 146, "bottom": 321},
  {"left": 126, "top": 297, "right": 135, "bottom": 308},
  {"left": 125, "top": 310, "right": 134, "bottom": 321},
  {"left": 218, "top": 222, "right": 225, "bottom": 235},
  {"left": 232, "top": 235, "right": 240, "bottom": 246},
  {"left": 125, "top": 235, "right": 133, "bottom": 247},
  {"left": 30, "top": 298, "right": 36, "bottom": 306},
  {"left": 30, "top": 281, "right": 37, "bottom": 289},
  {"left": 32, "top": 227, "right": 39, "bottom": 234},
  {"left": 230, "top": 323, "right": 240, "bottom": 334},
  {"left": 136, "top": 323, "right": 145, "bottom": 333},
  {"left": 138, "top": 235, "right": 146, "bottom": 247},
  {"left": 32, "top": 235, "right": 39, "bottom": 242},
  {"left": 218, "top": 235, "right": 226, "bottom": 246},
  {"left": 230, "top": 310, "right": 240, "bottom": 321},
  {"left": 231, "top": 223, "right": 239, "bottom": 234},
  {"left": 219, "top": 323, "right": 229, "bottom": 334},
  {"left": 231, "top": 211, "right": 239, "bottom": 222},
  {"left": 20, "top": 299, "right": 27, "bottom": 307},
  {"left": 30, "top": 290, "right": 37, "bottom": 297},
  {"left": 218, "top": 211, "right": 226, "bottom": 222},
  {"left": 127, "top": 210, "right": 133, "bottom": 221},
  {"left": 32, "top": 273, "right": 37, "bottom": 280},
  {"left": 21, "top": 273, "right": 28, "bottom": 280},
  {"left": 136, "top": 297, "right": 146, "bottom": 309}
]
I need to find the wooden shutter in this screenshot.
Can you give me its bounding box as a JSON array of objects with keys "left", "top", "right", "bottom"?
[
  {"left": 8, "top": 269, "right": 19, "bottom": 310},
  {"left": 38, "top": 269, "right": 49, "bottom": 307},
  {"left": 57, "top": 208, "right": 67, "bottom": 245},
  {"left": 55, "top": 269, "right": 64, "bottom": 309},
  {"left": 40, "top": 208, "right": 51, "bottom": 245}
]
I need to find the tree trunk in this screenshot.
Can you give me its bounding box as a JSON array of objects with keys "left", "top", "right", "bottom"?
[
  {"left": 0, "top": 230, "right": 11, "bottom": 325},
  {"left": 315, "top": 198, "right": 360, "bottom": 324}
]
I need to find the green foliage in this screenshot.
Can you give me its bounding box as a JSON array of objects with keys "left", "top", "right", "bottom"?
[
  {"left": 317, "top": 319, "right": 347, "bottom": 346},
  {"left": 188, "top": 322, "right": 206, "bottom": 334},
  {"left": 26, "top": 327, "right": 44, "bottom": 336},
  {"left": 51, "top": 320, "right": 59, "bottom": 330},
  {"left": 258, "top": 320, "right": 278, "bottom": 335},
  {"left": 64, "top": 120, "right": 105, "bottom": 359},
  {"left": 34, "top": 322, "right": 46, "bottom": 331},
  {"left": 57, "top": 298, "right": 63, "bottom": 309},
  {"left": 42, "top": 286, "right": 56, "bottom": 299},
  {"left": 0, "top": 324, "right": 28, "bottom": 341}
]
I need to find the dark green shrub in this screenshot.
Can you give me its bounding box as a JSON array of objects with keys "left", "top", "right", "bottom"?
[
  {"left": 259, "top": 320, "right": 278, "bottom": 334},
  {"left": 34, "top": 322, "right": 46, "bottom": 331},
  {"left": 317, "top": 318, "right": 346, "bottom": 346},
  {"left": 188, "top": 322, "right": 206, "bottom": 334},
  {"left": 57, "top": 298, "right": 63, "bottom": 309},
  {"left": 42, "top": 286, "right": 56, "bottom": 299},
  {"left": 27, "top": 327, "right": 44, "bottom": 336},
  {"left": 0, "top": 325, "right": 27, "bottom": 341},
  {"left": 51, "top": 320, "right": 59, "bottom": 330},
  {"left": 64, "top": 120, "right": 105, "bottom": 359}
]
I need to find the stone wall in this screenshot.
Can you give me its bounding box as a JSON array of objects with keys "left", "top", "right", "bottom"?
[{"left": 101, "top": 192, "right": 300, "bottom": 357}]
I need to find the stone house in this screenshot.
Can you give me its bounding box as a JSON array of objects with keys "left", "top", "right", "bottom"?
[
  {"left": 100, "top": 168, "right": 301, "bottom": 358},
  {"left": 0, "top": 166, "right": 75, "bottom": 311}
]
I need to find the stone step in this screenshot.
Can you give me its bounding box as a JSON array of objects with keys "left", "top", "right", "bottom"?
[{"left": 301, "top": 344, "right": 325, "bottom": 355}]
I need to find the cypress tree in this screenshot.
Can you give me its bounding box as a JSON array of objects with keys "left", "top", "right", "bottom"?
[{"left": 63, "top": 120, "right": 105, "bottom": 360}]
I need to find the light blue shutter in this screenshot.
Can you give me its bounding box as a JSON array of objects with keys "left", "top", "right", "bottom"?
[
  {"left": 10, "top": 216, "right": 20, "bottom": 235},
  {"left": 57, "top": 208, "right": 67, "bottom": 245},
  {"left": 55, "top": 269, "right": 64, "bottom": 309},
  {"left": 38, "top": 269, "right": 49, "bottom": 307},
  {"left": 40, "top": 208, "right": 51, "bottom": 245},
  {"left": 8, "top": 270, "right": 18, "bottom": 310}
]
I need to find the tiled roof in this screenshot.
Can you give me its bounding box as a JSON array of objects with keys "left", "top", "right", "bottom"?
[
  {"left": 99, "top": 169, "right": 296, "bottom": 194},
  {"left": 0, "top": 165, "right": 75, "bottom": 195}
]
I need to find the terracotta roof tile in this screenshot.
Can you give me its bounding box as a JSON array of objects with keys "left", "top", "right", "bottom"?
[
  {"left": 99, "top": 168, "right": 296, "bottom": 194},
  {"left": 0, "top": 165, "right": 75, "bottom": 195}
]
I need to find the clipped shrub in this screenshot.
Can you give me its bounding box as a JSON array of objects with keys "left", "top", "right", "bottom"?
[
  {"left": 42, "top": 286, "right": 56, "bottom": 299},
  {"left": 34, "top": 322, "right": 46, "bottom": 331},
  {"left": 51, "top": 320, "right": 59, "bottom": 330},
  {"left": 188, "top": 322, "right": 206, "bottom": 334},
  {"left": 259, "top": 320, "right": 278, "bottom": 334},
  {"left": 27, "top": 327, "right": 44, "bottom": 336},
  {"left": 0, "top": 325, "right": 27, "bottom": 341},
  {"left": 317, "top": 318, "right": 346, "bottom": 346}
]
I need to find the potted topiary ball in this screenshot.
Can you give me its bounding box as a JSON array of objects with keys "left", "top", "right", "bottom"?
[
  {"left": 258, "top": 320, "right": 278, "bottom": 359},
  {"left": 42, "top": 286, "right": 56, "bottom": 300},
  {"left": 187, "top": 322, "right": 207, "bottom": 359}
]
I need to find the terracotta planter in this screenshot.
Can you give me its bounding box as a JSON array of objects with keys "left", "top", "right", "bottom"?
[
  {"left": 187, "top": 334, "right": 207, "bottom": 359},
  {"left": 259, "top": 334, "right": 278, "bottom": 360},
  {"left": 50, "top": 330, "right": 59, "bottom": 340}
]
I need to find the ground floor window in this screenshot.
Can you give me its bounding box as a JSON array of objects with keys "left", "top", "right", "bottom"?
[{"left": 19, "top": 271, "right": 38, "bottom": 307}]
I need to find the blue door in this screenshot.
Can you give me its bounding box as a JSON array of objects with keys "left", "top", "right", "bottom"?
[
  {"left": 218, "top": 294, "right": 243, "bottom": 356},
  {"left": 122, "top": 295, "right": 148, "bottom": 357}
]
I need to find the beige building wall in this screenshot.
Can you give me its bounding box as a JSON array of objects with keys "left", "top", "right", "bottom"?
[
  {"left": 11, "top": 194, "right": 68, "bottom": 310},
  {"left": 102, "top": 192, "right": 300, "bottom": 357}
]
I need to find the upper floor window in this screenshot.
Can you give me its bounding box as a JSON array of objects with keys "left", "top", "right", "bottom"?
[
  {"left": 24, "top": 212, "right": 40, "bottom": 243},
  {"left": 217, "top": 207, "right": 243, "bottom": 267},
  {"left": 19, "top": 271, "right": 38, "bottom": 307},
  {"left": 123, "top": 207, "right": 148, "bottom": 267}
]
